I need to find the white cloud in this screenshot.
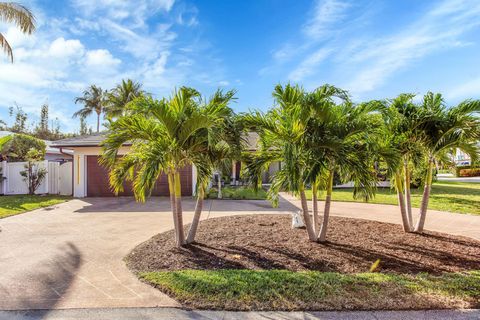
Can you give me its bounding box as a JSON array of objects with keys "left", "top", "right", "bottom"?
[
  {"left": 85, "top": 49, "right": 121, "bottom": 69},
  {"left": 447, "top": 77, "right": 480, "bottom": 100},
  {"left": 48, "top": 37, "right": 85, "bottom": 59},
  {"left": 303, "top": 0, "right": 350, "bottom": 39},
  {"left": 344, "top": 0, "right": 480, "bottom": 95},
  {"left": 289, "top": 48, "right": 332, "bottom": 81}
]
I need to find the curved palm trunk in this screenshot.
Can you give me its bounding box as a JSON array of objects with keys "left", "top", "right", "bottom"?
[
  {"left": 318, "top": 170, "right": 333, "bottom": 243},
  {"left": 415, "top": 158, "right": 434, "bottom": 233},
  {"left": 168, "top": 172, "right": 180, "bottom": 246},
  {"left": 186, "top": 186, "right": 205, "bottom": 244},
  {"left": 312, "top": 181, "right": 319, "bottom": 234},
  {"left": 174, "top": 171, "right": 185, "bottom": 246},
  {"left": 299, "top": 184, "right": 317, "bottom": 241},
  {"left": 395, "top": 172, "right": 411, "bottom": 232},
  {"left": 404, "top": 160, "right": 413, "bottom": 230}
]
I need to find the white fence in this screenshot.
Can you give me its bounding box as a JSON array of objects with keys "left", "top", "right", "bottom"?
[{"left": 0, "top": 161, "right": 72, "bottom": 196}]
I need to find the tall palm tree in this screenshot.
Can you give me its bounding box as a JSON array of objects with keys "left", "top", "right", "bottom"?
[
  {"left": 242, "top": 84, "right": 318, "bottom": 241},
  {"left": 0, "top": 2, "right": 35, "bottom": 62},
  {"left": 378, "top": 94, "right": 424, "bottom": 232},
  {"left": 105, "top": 79, "right": 144, "bottom": 118},
  {"left": 305, "top": 93, "right": 380, "bottom": 242},
  {"left": 414, "top": 93, "right": 480, "bottom": 232},
  {"left": 73, "top": 85, "right": 107, "bottom": 133},
  {"left": 101, "top": 87, "right": 226, "bottom": 247}
]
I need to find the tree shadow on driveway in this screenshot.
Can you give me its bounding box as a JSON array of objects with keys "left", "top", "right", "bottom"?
[{"left": 0, "top": 242, "right": 81, "bottom": 317}]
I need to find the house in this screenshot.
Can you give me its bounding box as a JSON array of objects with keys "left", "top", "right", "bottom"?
[{"left": 51, "top": 133, "right": 195, "bottom": 198}]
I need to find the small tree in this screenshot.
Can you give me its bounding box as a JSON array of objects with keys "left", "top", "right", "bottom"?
[{"left": 20, "top": 149, "right": 47, "bottom": 195}]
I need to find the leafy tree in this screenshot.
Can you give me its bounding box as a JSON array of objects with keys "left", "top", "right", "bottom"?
[
  {"left": 0, "top": 2, "right": 35, "bottom": 62},
  {"left": 20, "top": 148, "right": 47, "bottom": 195},
  {"left": 73, "top": 85, "right": 107, "bottom": 133},
  {"left": 9, "top": 105, "right": 28, "bottom": 133},
  {"left": 101, "top": 87, "right": 226, "bottom": 247},
  {"left": 79, "top": 114, "right": 92, "bottom": 135},
  {"left": 0, "top": 133, "right": 45, "bottom": 162},
  {"left": 105, "top": 79, "right": 145, "bottom": 118}
]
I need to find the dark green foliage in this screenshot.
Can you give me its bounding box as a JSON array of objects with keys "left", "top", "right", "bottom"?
[{"left": 0, "top": 133, "right": 46, "bottom": 162}]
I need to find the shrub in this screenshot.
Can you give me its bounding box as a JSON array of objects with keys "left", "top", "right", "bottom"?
[
  {"left": 0, "top": 134, "right": 46, "bottom": 162},
  {"left": 457, "top": 167, "right": 480, "bottom": 177},
  {"left": 19, "top": 149, "right": 47, "bottom": 195}
]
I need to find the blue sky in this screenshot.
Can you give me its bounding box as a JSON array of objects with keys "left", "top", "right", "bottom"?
[{"left": 1, "top": 0, "right": 480, "bottom": 132}]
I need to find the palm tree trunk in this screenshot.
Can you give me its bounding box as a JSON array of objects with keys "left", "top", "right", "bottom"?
[
  {"left": 404, "top": 159, "right": 413, "bottom": 231},
  {"left": 186, "top": 186, "right": 205, "bottom": 244},
  {"left": 217, "top": 172, "right": 222, "bottom": 199},
  {"left": 299, "top": 184, "right": 317, "bottom": 241},
  {"left": 174, "top": 171, "right": 185, "bottom": 246},
  {"left": 96, "top": 111, "right": 100, "bottom": 133},
  {"left": 318, "top": 170, "right": 333, "bottom": 243},
  {"left": 312, "top": 180, "right": 319, "bottom": 234},
  {"left": 395, "top": 172, "right": 411, "bottom": 232},
  {"left": 168, "top": 172, "right": 180, "bottom": 246},
  {"left": 415, "top": 158, "right": 434, "bottom": 233}
]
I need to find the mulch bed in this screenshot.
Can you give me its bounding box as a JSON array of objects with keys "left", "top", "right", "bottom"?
[{"left": 126, "top": 215, "right": 480, "bottom": 274}]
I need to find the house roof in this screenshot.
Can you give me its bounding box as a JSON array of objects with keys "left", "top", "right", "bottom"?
[
  {"left": 51, "top": 132, "right": 260, "bottom": 150},
  {"left": 50, "top": 133, "right": 121, "bottom": 148}
]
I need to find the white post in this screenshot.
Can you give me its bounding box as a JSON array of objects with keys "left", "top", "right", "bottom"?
[
  {"left": 232, "top": 162, "right": 236, "bottom": 184},
  {"left": 1, "top": 161, "right": 7, "bottom": 195},
  {"left": 191, "top": 164, "right": 197, "bottom": 196},
  {"left": 43, "top": 160, "right": 49, "bottom": 194}
]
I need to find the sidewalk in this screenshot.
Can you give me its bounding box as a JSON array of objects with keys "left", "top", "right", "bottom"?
[{"left": 1, "top": 308, "right": 479, "bottom": 320}]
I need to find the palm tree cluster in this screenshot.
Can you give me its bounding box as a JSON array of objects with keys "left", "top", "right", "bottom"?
[
  {"left": 242, "top": 84, "right": 480, "bottom": 242},
  {"left": 101, "top": 87, "right": 240, "bottom": 247},
  {"left": 73, "top": 79, "right": 144, "bottom": 133},
  {"left": 101, "top": 83, "right": 479, "bottom": 247}
]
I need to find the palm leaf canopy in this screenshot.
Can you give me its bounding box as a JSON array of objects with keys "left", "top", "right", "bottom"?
[
  {"left": 101, "top": 87, "right": 234, "bottom": 201},
  {"left": 0, "top": 2, "right": 35, "bottom": 62}
]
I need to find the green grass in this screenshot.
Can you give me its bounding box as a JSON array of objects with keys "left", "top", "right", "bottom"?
[
  {"left": 207, "top": 186, "right": 267, "bottom": 200},
  {"left": 140, "top": 269, "right": 480, "bottom": 310},
  {"left": 0, "top": 195, "right": 71, "bottom": 218},
  {"left": 305, "top": 181, "right": 480, "bottom": 215}
]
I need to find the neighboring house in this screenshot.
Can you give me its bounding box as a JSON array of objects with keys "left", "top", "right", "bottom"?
[
  {"left": 51, "top": 133, "right": 194, "bottom": 198},
  {"left": 231, "top": 132, "right": 281, "bottom": 185},
  {"left": 0, "top": 131, "right": 72, "bottom": 162}
]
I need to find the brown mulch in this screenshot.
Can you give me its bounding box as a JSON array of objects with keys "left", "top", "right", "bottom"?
[{"left": 126, "top": 215, "right": 480, "bottom": 274}]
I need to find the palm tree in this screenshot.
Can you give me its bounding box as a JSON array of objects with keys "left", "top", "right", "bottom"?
[
  {"left": 185, "top": 89, "right": 240, "bottom": 244},
  {"left": 242, "top": 84, "right": 318, "bottom": 241},
  {"left": 378, "top": 94, "right": 424, "bottom": 232},
  {"left": 0, "top": 2, "right": 35, "bottom": 63},
  {"left": 73, "top": 85, "right": 107, "bottom": 133},
  {"left": 305, "top": 92, "right": 380, "bottom": 242},
  {"left": 105, "top": 79, "right": 144, "bottom": 118},
  {"left": 101, "top": 87, "right": 226, "bottom": 247},
  {"left": 414, "top": 93, "right": 480, "bottom": 232}
]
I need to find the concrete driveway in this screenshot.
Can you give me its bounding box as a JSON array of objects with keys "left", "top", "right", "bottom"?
[{"left": 0, "top": 195, "right": 479, "bottom": 311}]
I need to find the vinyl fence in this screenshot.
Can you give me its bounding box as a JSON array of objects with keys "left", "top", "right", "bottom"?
[{"left": 0, "top": 161, "right": 72, "bottom": 196}]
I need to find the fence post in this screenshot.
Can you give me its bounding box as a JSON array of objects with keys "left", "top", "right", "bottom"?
[
  {"left": 44, "top": 160, "right": 49, "bottom": 194},
  {"left": 1, "top": 161, "right": 6, "bottom": 195}
]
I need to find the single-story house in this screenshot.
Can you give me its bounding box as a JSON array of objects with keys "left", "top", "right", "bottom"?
[
  {"left": 51, "top": 133, "right": 195, "bottom": 198},
  {"left": 51, "top": 132, "right": 280, "bottom": 198}
]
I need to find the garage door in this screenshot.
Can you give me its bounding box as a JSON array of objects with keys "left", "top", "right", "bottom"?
[{"left": 86, "top": 156, "right": 192, "bottom": 197}]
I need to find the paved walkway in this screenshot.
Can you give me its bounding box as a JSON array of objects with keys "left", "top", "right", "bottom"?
[
  {"left": 1, "top": 308, "right": 479, "bottom": 320},
  {"left": 0, "top": 196, "right": 479, "bottom": 311}
]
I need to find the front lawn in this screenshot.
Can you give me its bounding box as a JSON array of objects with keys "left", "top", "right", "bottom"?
[
  {"left": 0, "top": 195, "right": 71, "bottom": 218},
  {"left": 206, "top": 186, "right": 267, "bottom": 200},
  {"left": 305, "top": 181, "right": 480, "bottom": 215},
  {"left": 140, "top": 269, "right": 480, "bottom": 310}
]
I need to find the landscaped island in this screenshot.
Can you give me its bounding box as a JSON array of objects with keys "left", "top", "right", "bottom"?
[{"left": 127, "top": 215, "right": 480, "bottom": 311}]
